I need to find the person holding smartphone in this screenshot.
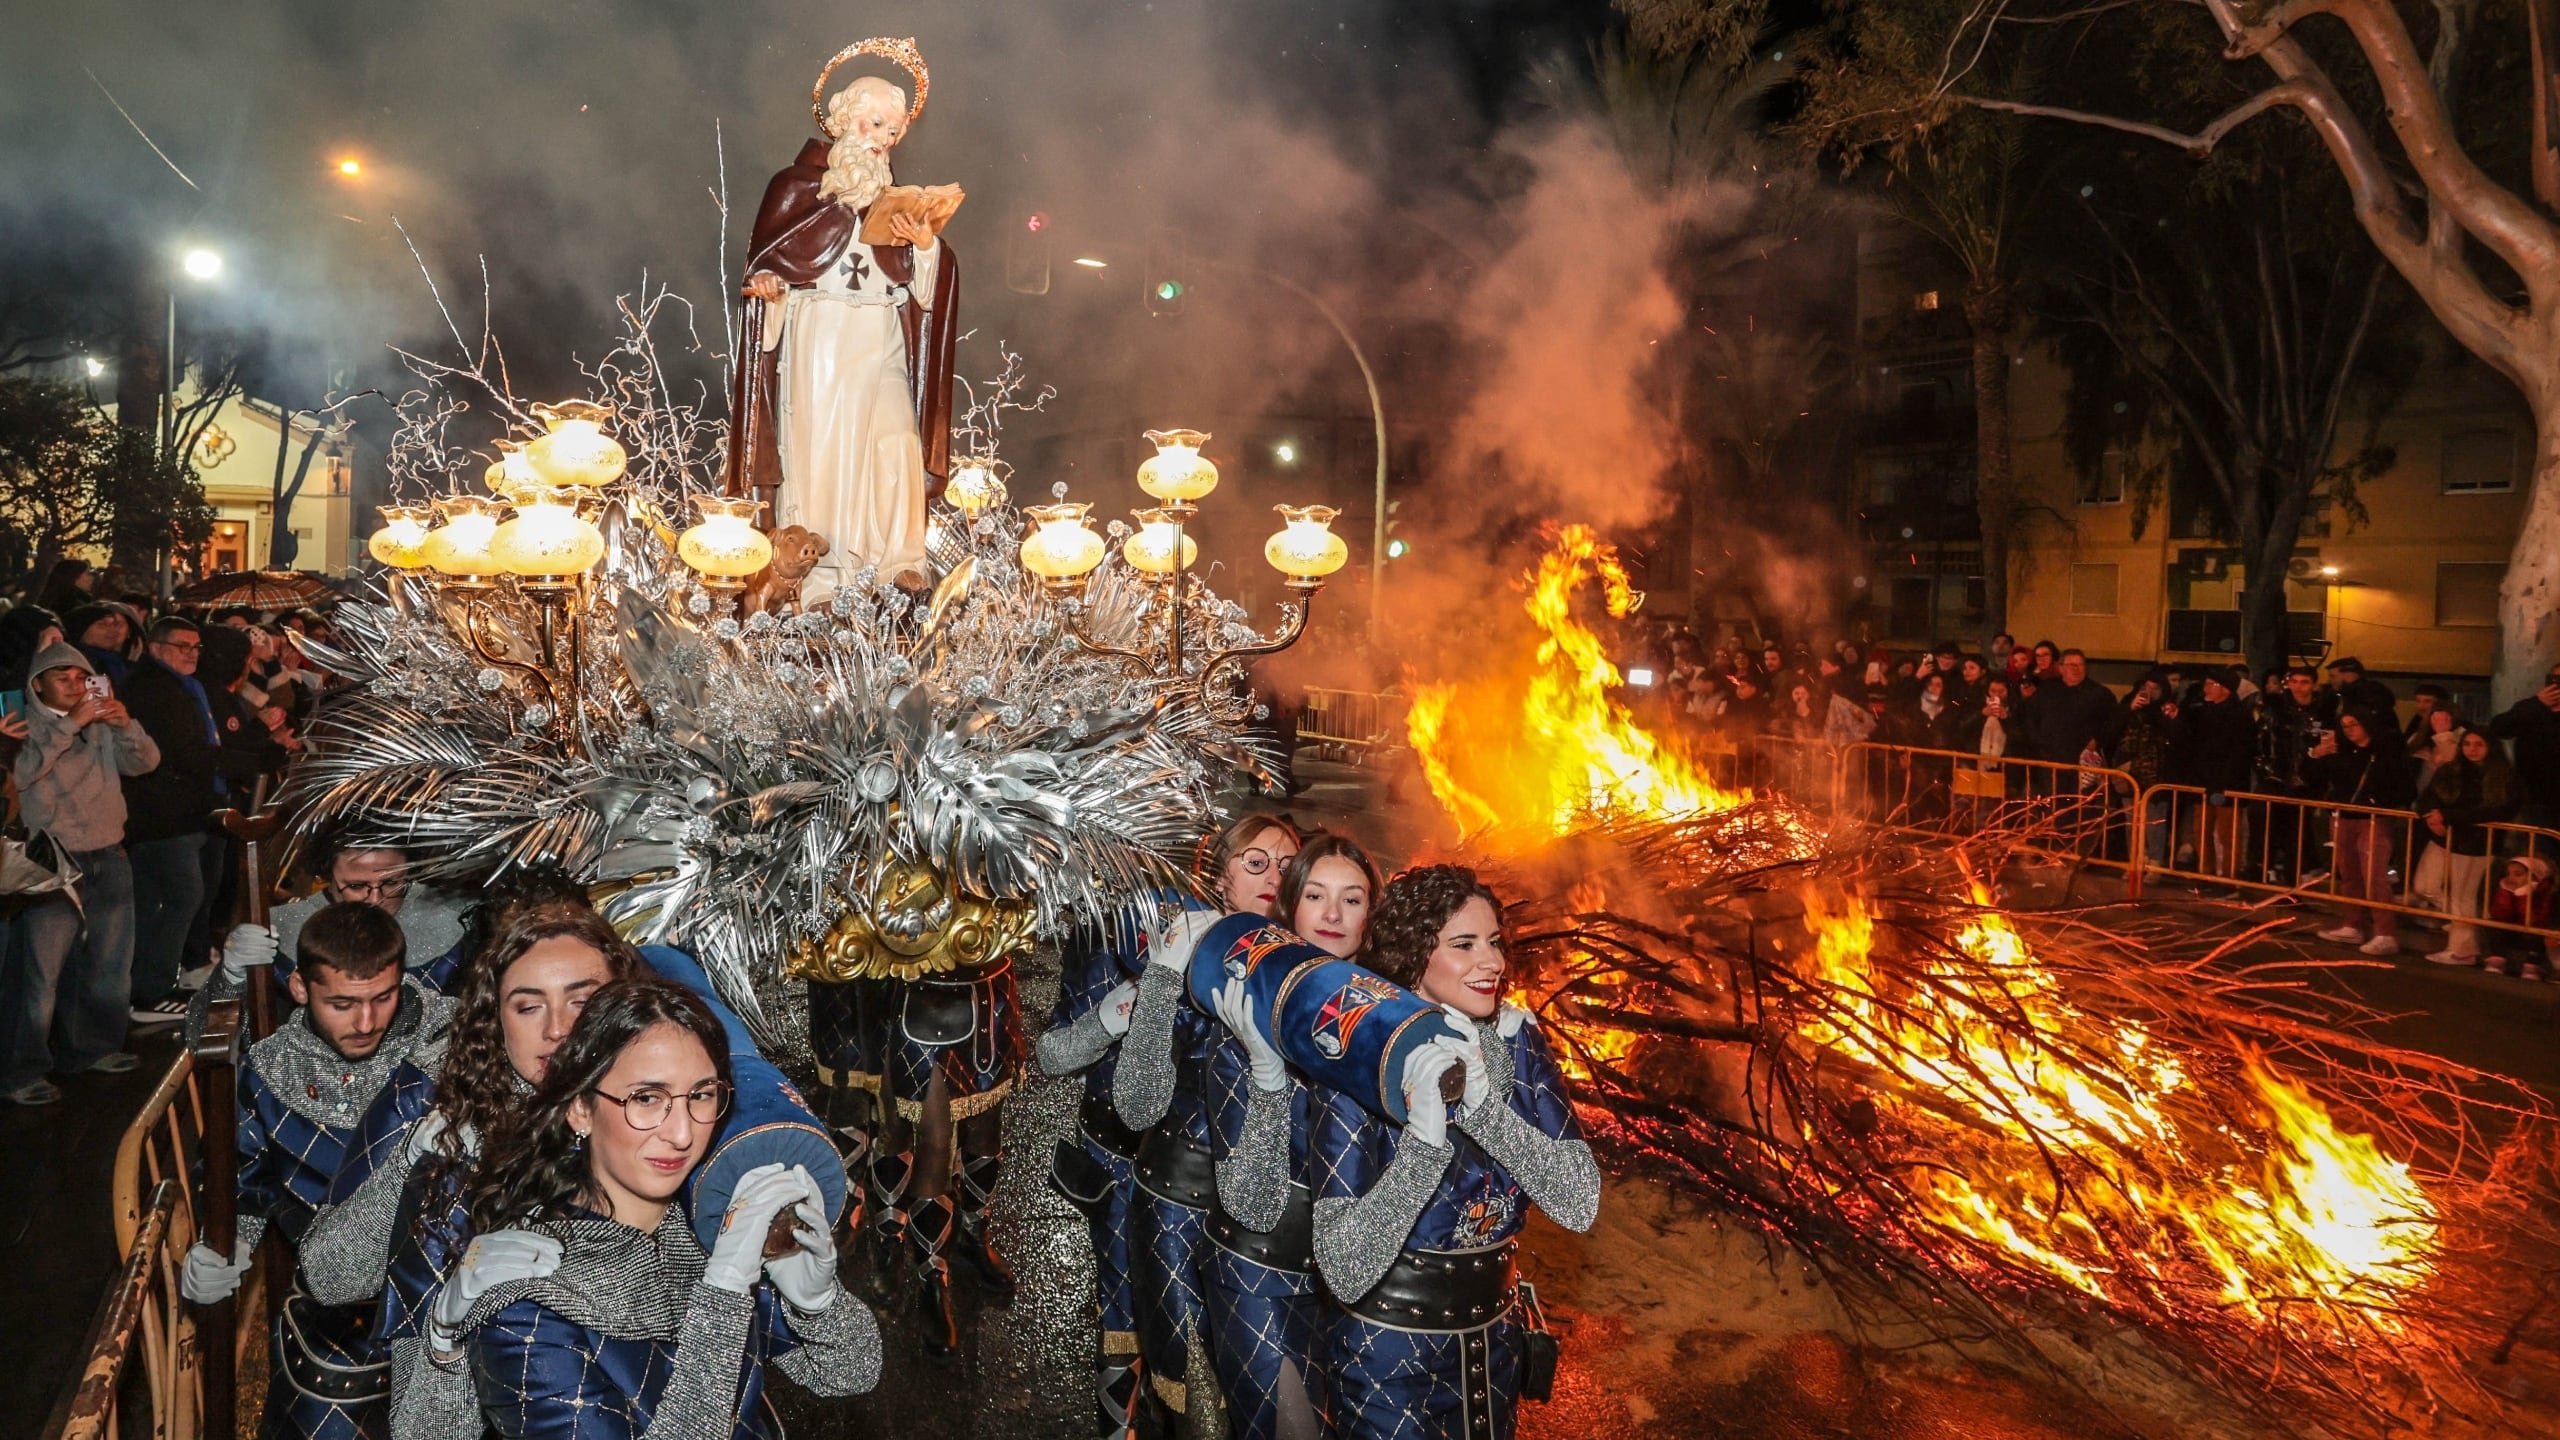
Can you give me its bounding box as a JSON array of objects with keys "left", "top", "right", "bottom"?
[{"left": 5, "top": 642, "right": 159, "bottom": 1105}]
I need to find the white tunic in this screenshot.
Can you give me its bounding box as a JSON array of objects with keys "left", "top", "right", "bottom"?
[{"left": 772, "top": 234, "right": 940, "bottom": 590}]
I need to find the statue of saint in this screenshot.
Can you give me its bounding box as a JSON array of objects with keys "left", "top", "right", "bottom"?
[{"left": 726, "top": 53, "right": 959, "bottom": 591}]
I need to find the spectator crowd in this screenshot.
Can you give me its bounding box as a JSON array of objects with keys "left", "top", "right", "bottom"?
[
  {"left": 0, "top": 556, "right": 348, "bottom": 1105},
  {"left": 1636, "top": 624, "right": 2560, "bottom": 979}
]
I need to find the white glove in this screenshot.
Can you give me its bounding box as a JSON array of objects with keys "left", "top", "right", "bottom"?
[
  {"left": 181, "top": 1238, "right": 254, "bottom": 1304},
  {"left": 1400, "top": 1040, "right": 1464, "bottom": 1150},
  {"left": 761, "top": 1165, "right": 841, "bottom": 1312},
  {"left": 1096, "top": 979, "right": 1138, "bottom": 1038},
  {"left": 220, "top": 924, "right": 278, "bottom": 983},
  {"left": 1438, "top": 1006, "right": 1493, "bottom": 1113},
  {"left": 429, "top": 1230, "right": 562, "bottom": 1352},
  {"left": 1145, "top": 907, "right": 1220, "bottom": 973},
  {"left": 400, "top": 1111, "right": 480, "bottom": 1167},
  {"left": 1496, "top": 1003, "right": 1532, "bottom": 1040},
  {"left": 1216, "top": 979, "right": 1288, "bottom": 1093},
  {"left": 703, "top": 1163, "right": 814, "bottom": 1295}
]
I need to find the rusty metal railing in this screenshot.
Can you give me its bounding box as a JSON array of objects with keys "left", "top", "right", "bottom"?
[{"left": 46, "top": 1180, "right": 182, "bottom": 1440}]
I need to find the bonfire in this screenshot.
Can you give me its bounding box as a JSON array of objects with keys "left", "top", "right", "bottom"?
[{"left": 1405, "top": 526, "right": 2558, "bottom": 1434}]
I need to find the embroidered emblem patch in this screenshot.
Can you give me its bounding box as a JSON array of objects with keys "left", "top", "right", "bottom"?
[
  {"left": 1309, "top": 973, "right": 1399, "bottom": 1060},
  {"left": 1450, "top": 1188, "right": 1513, "bottom": 1248},
  {"left": 1221, "top": 925, "right": 1298, "bottom": 982}
]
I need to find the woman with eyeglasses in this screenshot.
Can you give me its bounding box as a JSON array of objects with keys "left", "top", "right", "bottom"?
[
  {"left": 431, "top": 977, "right": 880, "bottom": 1438},
  {"left": 1110, "top": 813, "right": 1300, "bottom": 1430},
  {"left": 1313, "top": 865, "right": 1600, "bottom": 1440},
  {"left": 1201, "top": 831, "right": 1381, "bottom": 1440}
]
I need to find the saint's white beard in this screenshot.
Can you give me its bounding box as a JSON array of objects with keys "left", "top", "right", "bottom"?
[{"left": 819, "top": 139, "right": 892, "bottom": 209}]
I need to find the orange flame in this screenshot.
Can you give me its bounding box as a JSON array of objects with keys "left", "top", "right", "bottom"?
[
  {"left": 1406, "top": 525, "right": 1746, "bottom": 841},
  {"left": 1796, "top": 887, "right": 2436, "bottom": 1324}
]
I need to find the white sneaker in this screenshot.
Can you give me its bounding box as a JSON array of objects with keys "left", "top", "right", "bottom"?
[
  {"left": 2316, "top": 925, "right": 2366, "bottom": 944},
  {"left": 2358, "top": 935, "right": 2401, "bottom": 957},
  {"left": 2425, "top": 949, "right": 2478, "bottom": 966}
]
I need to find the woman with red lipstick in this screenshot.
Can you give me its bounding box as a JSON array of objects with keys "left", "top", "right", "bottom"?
[
  {"left": 302, "top": 899, "right": 642, "bottom": 1438},
  {"left": 1201, "top": 831, "right": 1382, "bottom": 1439},
  {"left": 1314, "top": 865, "right": 1601, "bottom": 1440},
  {"left": 438, "top": 978, "right": 880, "bottom": 1438},
  {"left": 1112, "top": 813, "right": 1300, "bottom": 1429}
]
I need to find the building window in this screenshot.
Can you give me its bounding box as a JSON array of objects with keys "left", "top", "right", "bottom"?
[
  {"left": 1914, "top": 289, "right": 1941, "bottom": 312},
  {"left": 2442, "top": 428, "right": 2517, "bottom": 494},
  {"left": 2068, "top": 563, "right": 2119, "bottom": 616},
  {"left": 2436, "top": 561, "right": 2503, "bottom": 627},
  {"left": 2079, "top": 450, "right": 2129, "bottom": 506},
  {"left": 2165, "top": 610, "right": 2243, "bottom": 653}
]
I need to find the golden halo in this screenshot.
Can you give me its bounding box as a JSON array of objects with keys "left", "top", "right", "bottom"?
[{"left": 814, "top": 37, "right": 929, "bottom": 137}]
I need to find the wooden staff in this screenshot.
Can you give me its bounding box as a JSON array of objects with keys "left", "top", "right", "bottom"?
[
  {"left": 212, "top": 778, "right": 286, "bottom": 1043},
  {"left": 191, "top": 990, "right": 245, "bottom": 1440}
]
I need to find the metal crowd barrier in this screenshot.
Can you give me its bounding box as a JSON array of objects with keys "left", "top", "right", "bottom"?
[
  {"left": 1839, "top": 742, "right": 2146, "bottom": 893},
  {"left": 1297, "top": 686, "right": 1411, "bottom": 766}
]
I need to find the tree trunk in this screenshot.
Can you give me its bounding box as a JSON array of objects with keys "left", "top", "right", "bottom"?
[
  {"left": 2240, "top": 536, "right": 2296, "bottom": 681},
  {"left": 2499, "top": 398, "right": 2560, "bottom": 709},
  {"left": 1965, "top": 279, "right": 2015, "bottom": 657}
]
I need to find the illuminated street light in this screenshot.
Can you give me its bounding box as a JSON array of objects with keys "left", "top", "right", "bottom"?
[
  {"left": 1072, "top": 256, "right": 1108, "bottom": 269},
  {"left": 182, "top": 248, "right": 223, "bottom": 280},
  {"left": 83, "top": 357, "right": 105, "bottom": 378},
  {"left": 337, "top": 157, "right": 363, "bottom": 176},
  {"left": 1273, "top": 441, "right": 1298, "bottom": 465},
  {"left": 2319, "top": 564, "right": 2341, "bottom": 579}
]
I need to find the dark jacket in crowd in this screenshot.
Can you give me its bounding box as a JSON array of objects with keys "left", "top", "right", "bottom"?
[
  {"left": 2024, "top": 677, "right": 2119, "bottom": 764},
  {"left": 197, "top": 626, "right": 292, "bottom": 781},
  {"left": 117, "top": 654, "right": 272, "bottom": 845},
  {"left": 2303, "top": 717, "right": 2418, "bottom": 812},
  {"left": 2255, "top": 688, "right": 2340, "bottom": 795},
  {"left": 2179, "top": 696, "right": 2256, "bottom": 794},
  {"left": 2490, "top": 694, "right": 2560, "bottom": 812},
  {"left": 2423, "top": 752, "right": 2517, "bottom": 857},
  {"left": 2333, "top": 675, "right": 2397, "bottom": 717}
]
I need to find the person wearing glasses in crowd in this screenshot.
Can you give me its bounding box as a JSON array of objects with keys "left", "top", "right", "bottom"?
[
  {"left": 186, "top": 834, "right": 475, "bottom": 1049},
  {"left": 428, "top": 977, "right": 881, "bottom": 1438},
  {"left": 177, "top": 902, "right": 461, "bottom": 1440},
  {"left": 1107, "top": 813, "right": 1300, "bottom": 1432},
  {"left": 117, "top": 615, "right": 277, "bottom": 1027},
  {"left": 295, "top": 891, "right": 637, "bottom": 1439}
]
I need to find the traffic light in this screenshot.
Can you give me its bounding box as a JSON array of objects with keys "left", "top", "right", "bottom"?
[
  {"left": 1383, "top": 499, "right": 1409, "bottom": 561},
  {"left": 1145, "top": 225, "right": 1187, "bottom": 316},
  {"left": 1006, "top": 211, "right": 1052, "bottom": 296}
]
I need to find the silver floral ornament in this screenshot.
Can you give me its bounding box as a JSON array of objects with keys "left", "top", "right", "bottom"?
[
  {"left": 687, "top": 591, "right": 713, "bottom": 616},
  {"left": 858, "top": 760, "right": 900, "bottom": 803},
  {"left": 711, "top": 617, "right": 741, "bottom": 641},
  {"left": 476, "top": 668, "right": 505, "bottom": 693},
  {"left": 744, "top": 610, "right": 778, "bottom": 636},
  {"left": 521, "top": 704, "right": 555, "bottom": 729}
]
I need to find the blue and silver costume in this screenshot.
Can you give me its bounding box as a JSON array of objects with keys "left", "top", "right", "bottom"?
[
  {"left": 233, "top": 981, "right": 455, "bottom": 1440},
  {"left": 1112, "top": 960, "right": 1223, "bottom": 1418},
  {"left": 445, "top": 1205, "right": 881, "bottom": 1440},
  {"left": 1203, "top": 1032, "right": 1330, "bottom": 1440},
  {"left": 882, "top": 958, "right": 1024, "bottom": 1123},
  {"left": 1036, "top": 920, "right": 1152, "bottom": 1435},
  {"left": 1312, "top": 1007, "right": 1599, "bottom": 1440}
]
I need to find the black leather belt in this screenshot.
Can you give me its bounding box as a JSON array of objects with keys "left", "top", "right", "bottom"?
[
  {"left": 1080, "top": 1085, "right": 1142, "bottom": 1161},
  {"left": 1340, "top": 1240, "right": 1518, "bottom": 1332},
  {"left": 1208, "top": 1182, "right": 1314, "bottom": 1274},
  {"left": 278, "top": 1278, "right": 389, "bottom": 1404},
  {"left": 1133, "top": 1126, "right": 1214, "bottom": 1210}
]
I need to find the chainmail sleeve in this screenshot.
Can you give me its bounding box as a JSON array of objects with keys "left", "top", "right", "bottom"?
[
  {"left": 301, "top": 1147, "right": 417, "bottom": 1306},
  {"left": 1214, "top": 1066, "right": 1295, "bottom": 1233},
  {"left": 771, "top": 1287, "right": 883, "bottom": 1396},
  {"left": 388, "top": 1334, "right": 481, "bottom": 1440},
  {"left": 1312, "top": 1133, "right": 1451, "bottom": 1302},
  {"left": 635, "top": 1284, "right": 758, "bottom": 1440},
  {"left": 1112, "top": 966, "right": 1186, "bottom": 1130},
  {"left": 1455, "top": 1015, "right": 1601, "bottom": 1234},
  {"left": 1034, "top": 1004, "right": 1117, "bottom": 1078},
  {"left": 183, "top": 966, "right": 246, "bottom": 1052}
]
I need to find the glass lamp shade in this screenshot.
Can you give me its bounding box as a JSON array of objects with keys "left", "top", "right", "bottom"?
[
  {"left": 421, "top": 495, "right": 508, "bottom": 577},
  {"left": 482, "top": 441, "right": 540, "bottom": 499},
  {"left": 1136, "top": 428, "right": 1218, "bottom": 504},
  {"left": 523, "top": 399, "right": 628, "bottom": 488},
  {"left": 946, "top": 458, "right": 1008, "bottom": 517},
  {"left": 490, "top": 487, "right": 607, "bottom": 578},
  {"left": 1019, "top": 502, "right": 1107, "bottom": 580},
  {"left": 368, "top": 505, "right": 434, "bottom": 569},
  {"left": 1264, "top": 504, "right": 1349, "bottom": 581},
  {"left": 1122, "top": 509, "right": 1198, "bottom": 575},
  {"left": 678, "top": 495, "right": 775, "bottom": 579}
]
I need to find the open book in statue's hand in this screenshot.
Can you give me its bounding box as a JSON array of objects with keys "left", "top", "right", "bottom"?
[{"left": 859, "top": 183, "right": 966, "bottom": 247}]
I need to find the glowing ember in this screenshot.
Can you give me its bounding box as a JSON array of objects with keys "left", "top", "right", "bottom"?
[
  {"left": 1407, "top": 525, "right": 1746, "bottom": 840},
  {"left": 1793, "top": 884, "right": 2436, "bottom": 1326}
]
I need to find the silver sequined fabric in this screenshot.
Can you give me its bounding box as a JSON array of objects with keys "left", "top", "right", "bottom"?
[
  {"left": 1455, "top": 1017, "right": 1601, "bottom": 1234},
  {"left": 1312, "top": 1132, "right": 1453, "bottom": 1303},
  {"left": 1216, "top": 1075, "right": 1296, "bottom": 1232},
  {"left": 1034, "top": 1002, "right": 1115, "bottom": 1078},
  {"left": 1112, "top": 966, "right": 1186, "bottom": 1130}
]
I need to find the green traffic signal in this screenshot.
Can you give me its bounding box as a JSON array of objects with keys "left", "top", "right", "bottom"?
[
  {"left": 1386, "top": 539, "right": 1410, "bottom": 559},
  {"left": 1155, "top": 279, "right": 1184, "bottom": 301}
]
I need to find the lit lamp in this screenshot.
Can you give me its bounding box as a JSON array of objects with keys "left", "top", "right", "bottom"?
[
  {"left": 422, "top": 494, "right": 508, "bottom": 585},
  {"left": 482, "top": 441, "right": 541, "bottom": 499},
  {"left": 490, "top": 485, "right": 607, "bottom": 583},
  {"left": 368, "top": 505, "right": 434, "bottom": 570},
  {"left": 1136, "top": 428, "right": 1218, "bottom": 513},
  {"left": 523, "top": 400, "right": 628, "bottom": 488},
  {"left": 678, "top": 495, "right": 775, "bottom": 597},
  {"left": 946, "top": 457, "right": 1009, "bottom": 518},
  {"left": 1264, "top": 505, "right": 1349, "bottom": 591},
  {"left": 1020, "top": 502, "right": 1107, "bottom": 595},
  {"left": 1122, "top": 508, "right": 1198, "bottom": 577}
]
